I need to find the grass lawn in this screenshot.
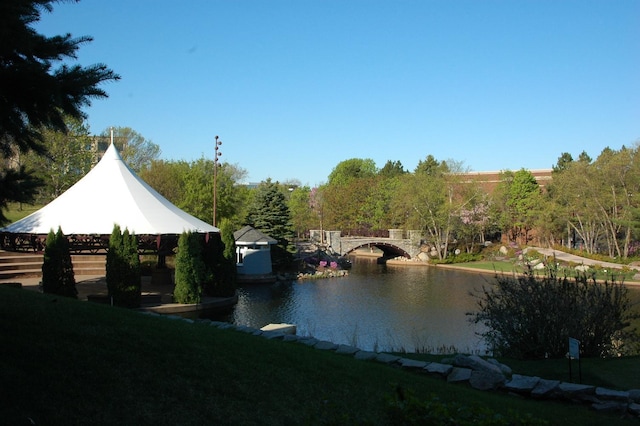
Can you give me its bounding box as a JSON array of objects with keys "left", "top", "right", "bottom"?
[
  {"left": 1, "top": 286, "right": 638, "bottom": 425},
  {"left": 2, "top": 202, "right": 42, "bottom": 223},
  {"left": 447, "top": 260, "right": 638, "bottom": 282}
]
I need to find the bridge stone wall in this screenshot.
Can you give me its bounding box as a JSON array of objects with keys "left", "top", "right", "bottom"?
[{"left": 311, "top": 229, "right": 425, "bottom": 259}]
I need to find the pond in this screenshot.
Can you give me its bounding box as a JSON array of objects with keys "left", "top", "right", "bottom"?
[{"left": 216, "top": 256, "right": 494, "bottom": 353}]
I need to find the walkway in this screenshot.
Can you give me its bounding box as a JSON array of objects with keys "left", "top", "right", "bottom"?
[
  {"left": 0, "top": 274, "right": 237, "bottom": 314},
  {"left": 528, "top": 247, "right": 640, "bottom": 272}
]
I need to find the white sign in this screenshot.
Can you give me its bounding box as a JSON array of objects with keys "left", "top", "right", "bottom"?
[{"left": 569, "top": 337, "right": 580, "bottom": 360}]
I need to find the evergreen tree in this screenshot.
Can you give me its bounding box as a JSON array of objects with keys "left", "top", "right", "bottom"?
[
  {"left": 218, "top": 217, "right": 237, "bottom": 261},
  {"left": 106, "top": 225, "right": 141, "bottom": 307},
  {"left": 0, "top": 0, "right": 119, "bottom": 224},
  {"left": 245, "top": 179, "right": 295, "bottom": 268},
  {"left": 201, "top": 232, "right": 236, "bottom": 298},
  {"left": 174, "top": 231, "right": 205, "bottom": 304},
  {"left": 41, "top": 227, "right": 77, "bottom": 298}
]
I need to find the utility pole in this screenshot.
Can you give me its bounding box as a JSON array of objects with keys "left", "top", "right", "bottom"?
[{"left": 213, "top": 135, "right": 222, "bottom": 226}]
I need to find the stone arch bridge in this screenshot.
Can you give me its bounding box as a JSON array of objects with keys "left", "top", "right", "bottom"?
[{"left": 311, "top": 229, "right": 425, "bottom": 259}]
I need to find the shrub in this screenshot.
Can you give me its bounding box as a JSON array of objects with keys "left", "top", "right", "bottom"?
[
  {"left": 106, "top": 225, "right": 141, "bottom": 308},
  {"left": 469, "top": 265, "right": 640, "bottom": 358},
  {"left": 41, "top": 227, "right": 77, "bottom": 298},
  {"left": 174, "top": 231, "right": 205, "bottom": 304},
  {"left": 201, "top": 232, "right": 236, "bottom": 298}
]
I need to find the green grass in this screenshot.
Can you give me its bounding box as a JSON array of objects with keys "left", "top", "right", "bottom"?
[
  {"left": 447, "top": 260, "right": 638, "bottom": 282},
  {"left": 2, "top": 202, "right": 43, "bottom": 223},
  {"left": 1, "top": 286, "right": 638, "bottom": 425}
]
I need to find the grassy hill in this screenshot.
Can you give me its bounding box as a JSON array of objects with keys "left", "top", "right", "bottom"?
[{"left": 1, "top": 286, "right": 638, "bottom": 425}]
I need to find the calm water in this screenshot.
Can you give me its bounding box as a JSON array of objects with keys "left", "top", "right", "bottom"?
[
  {"left": 214, "top": 257, "right": 640, "bottom": 354},
  {"left": 218, "top": 257, "right": 494, "bottom": 353}
]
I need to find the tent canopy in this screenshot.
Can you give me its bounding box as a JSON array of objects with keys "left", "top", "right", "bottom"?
[{"left": 2, "top": 143, "right": 218, "bottom": 236}]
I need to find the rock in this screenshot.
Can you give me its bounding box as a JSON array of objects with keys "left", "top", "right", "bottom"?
[
  {"left": 261, "top": 330, "right": 285, "bottom": 340},
  {"left": 353, "top": 351, "right": 377, "bottom": 361},
  {"left": 504, "top": 375, "right": 541, "bottom": 393},
  {"left": 398, "top": 358, "right": 428, "bottom": 369},
  {"left": 629, "top": 389, "right": 640, "bottom": 403},
  {"left": 452, "top": 354, "right": 504, "bottom": 376},
  {"left": 531, "top": 379, "right": 561, "bottom": 398},
  {"left": 424, "top": 362, "right": 453, "bottom": 377},
  {"left": 557, "top": 382, "right": 595, "bottom": 401},
  {"left": 486, "top": 358, "right": 513, "bottom": 376},
  {"left": 595, "top": 387, "right": 629, "bottom": 401},
  {"left": 469, "top": 370, "right": 506, "bottom": 391},
  {"left": 297, "top": 337, "right": 319, "bottom": 346},
  {"left": 314, "top": 340, "right": 338, "bottom": 350},
  {"left": 375, "top": 353, "right": 401, "bottom": 364},
  {"left": 628, "top": 402, "right": 640, "bottom": 416},
  {"left": 447, "top": 367, "right": 472, "bottom": 383},
  {"left": 591, "top": 401, "right": 628, "bottom": 413},
  {"left": 335, "top": 344, "right": 360, "bottom": 355}
]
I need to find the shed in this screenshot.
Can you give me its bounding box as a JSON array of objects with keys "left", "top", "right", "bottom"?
[{"left": 234, "top": 226, "right": 277, "bottom": 282}]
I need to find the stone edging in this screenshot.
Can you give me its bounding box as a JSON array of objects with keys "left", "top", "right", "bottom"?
[{"left": 141, "top": 312, "right": 640, "bottom": 419}]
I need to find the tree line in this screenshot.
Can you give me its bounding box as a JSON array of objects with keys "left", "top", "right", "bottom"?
[{"left": 7, "top": 113, "right": 640, "bottom": 263}]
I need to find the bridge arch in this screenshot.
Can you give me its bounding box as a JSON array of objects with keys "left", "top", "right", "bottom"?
[{"left": 345, "top": 242, "right": 411, "bottom": 259}]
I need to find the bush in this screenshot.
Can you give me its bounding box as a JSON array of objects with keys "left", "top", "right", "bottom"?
[
  {"left": 201, "top": 232, "right": 236, "bottom": 298},
  {"left": 41, "top": 227, "right": 77, "bottom": 298},
  {"left": 106, "top": 225, "right": 141, "bottom": 308},
  {"left": 469, "top": 265, "right": 640, "bottom": 359},
  {"left": 174, "top": 231, "right": 205, "bottom": 304}
]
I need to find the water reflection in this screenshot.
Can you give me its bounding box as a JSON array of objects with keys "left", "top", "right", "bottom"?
[{"left": 216, "top": 257, "right": 493, "bottom": 353}]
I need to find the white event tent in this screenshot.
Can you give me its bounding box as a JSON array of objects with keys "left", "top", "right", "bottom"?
[{"left": 1, "top": 143, "right": 219, "bottom": 236}]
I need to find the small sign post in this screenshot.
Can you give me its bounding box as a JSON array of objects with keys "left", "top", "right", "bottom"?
[{"left": 568, "top": 337, "right": 581, "bottom": 383}]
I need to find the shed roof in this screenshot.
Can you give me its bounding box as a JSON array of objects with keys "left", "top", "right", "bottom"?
[{"left": 234, "top": 225, "right": 277, "bottom": 245}]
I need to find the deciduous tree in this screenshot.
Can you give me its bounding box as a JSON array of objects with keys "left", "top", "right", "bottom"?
[{"left": 101, "top": 127, "right": 160, "bottom": 173}]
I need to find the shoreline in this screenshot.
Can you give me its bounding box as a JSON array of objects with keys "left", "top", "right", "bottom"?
[{"left": 358, "top": 255, "right": 640, "bottom": 287}]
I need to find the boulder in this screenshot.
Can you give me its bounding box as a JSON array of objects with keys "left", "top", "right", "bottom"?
[
  {"left": 375, "top": 353, "right": 401, "bottom": 364},
  {"left": 447, "top": 367, "right": 472, "bottom": 383},
  {"left": 504, "top": 375, "right": 541, "bottom": 393},
  {"left": 424, "top": 362, "right": 453, "bottom": 377},
  {"left": 297, "top": 337, "right": 319, "bottom": 346},
  {"left": 531, "top": 379, "right": 561, "bottom": 398},
  {"left": 469, "top": 370, "right": 506, "bottom": 391},
  {"left": 628, "top": 402, "right": 640, "bottom": 416},
  {"left": 591, "top": 401, "right": 628, "bottom": 414},
  {"left": 335, "top": 344, "right": 360, "bottom": 355},
  {"left": 398, "top": 358, "right": 429, "bottom": 369},
  {"left": 595, "top": 387, "right": 629, "bottom": 401},
  {"left": 261, "top": 330, "right": 285, "bottom": 340},
  {"left": 314, "top": 340, "right": 338, "bottom": 351},
  {"left": 557, "top": 382, "right": 595, "bottom": 401},
  {"left": 353, "top": 351, "right": 377, "bottom": 361},
  {"left": 452, "top": 354, "right": 505, "bottom": 376},
  {"left": 486, "top": 358, "right": 513, "bottom": 376}
]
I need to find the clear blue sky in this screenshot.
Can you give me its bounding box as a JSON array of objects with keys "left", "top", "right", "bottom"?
[{"left": 36, "top": 0, "right": 639, "bottom": 187}]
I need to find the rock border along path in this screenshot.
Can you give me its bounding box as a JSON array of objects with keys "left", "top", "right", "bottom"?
[{"left": 141, "top": 312, "right": 640, "bottom": 419}]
